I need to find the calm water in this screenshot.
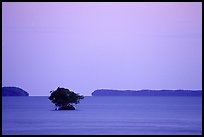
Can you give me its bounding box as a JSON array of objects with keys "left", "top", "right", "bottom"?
[{"left": 2, "top": 96, "right": 202, "bottom": 135}]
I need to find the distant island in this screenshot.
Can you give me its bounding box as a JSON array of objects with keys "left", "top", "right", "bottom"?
[
  {"left": 92, "top": 89, "right": 202, "bottom": 96},
  {"left": 2, "top": 87, "right": 29, "bottom": 96}
]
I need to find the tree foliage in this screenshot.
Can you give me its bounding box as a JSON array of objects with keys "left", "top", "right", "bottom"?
[{"left": 48, "top": 87, "right": 84, "bottom": 110}]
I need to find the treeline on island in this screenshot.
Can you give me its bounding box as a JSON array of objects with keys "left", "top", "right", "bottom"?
[
  {"left": 2, "top": 87, "right": 202, "bottom": 96},
  {"left": 2, "top": 87, "right": 29, "bottom": 96},
  {"left": 91, "top": 89, "right": 202, "bottom": 96}
]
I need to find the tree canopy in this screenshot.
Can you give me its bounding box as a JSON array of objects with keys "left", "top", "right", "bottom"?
[{"left": 48, "top": 87, "right": 84, "bottom": 110}]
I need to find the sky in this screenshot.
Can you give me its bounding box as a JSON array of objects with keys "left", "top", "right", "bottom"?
[{"left": 2, "top": 2, "right": 202, "bottom": 96}]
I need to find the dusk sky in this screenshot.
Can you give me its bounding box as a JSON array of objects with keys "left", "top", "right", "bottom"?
[{"left": 2, "top": 2, "right": 202, "bottom": 96}]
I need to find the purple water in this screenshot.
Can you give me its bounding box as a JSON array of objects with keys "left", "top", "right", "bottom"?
[{"left": 2, "top": 96, "right": 202, "bottom": 135}]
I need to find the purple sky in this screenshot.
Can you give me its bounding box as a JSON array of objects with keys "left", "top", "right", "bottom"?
[{"left": 2, "top": 2, "right": 202, "bottom": 96}]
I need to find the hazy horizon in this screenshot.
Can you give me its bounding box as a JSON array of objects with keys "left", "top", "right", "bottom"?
[
  {"left": 2, "top": 2, "right": 202, "bottom": 96},
  {"left": 2, "top": 86, "right": 202, "bottom": 97}
]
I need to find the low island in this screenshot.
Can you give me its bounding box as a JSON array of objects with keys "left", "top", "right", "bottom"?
[
  {"left": 92, "top": 89, "right": 202, "bottom": 96},
  {"left": 2, "top": 87, "right": 29, "bottom": 96}
]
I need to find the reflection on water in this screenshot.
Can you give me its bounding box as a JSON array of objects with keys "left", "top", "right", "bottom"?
[{"left": 2, "top": 96, "right": 202, "bottom": 135}]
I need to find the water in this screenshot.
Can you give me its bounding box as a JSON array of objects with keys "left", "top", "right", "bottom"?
[{"left": 2, "top": 96, "right": 202, "bottom": 135}]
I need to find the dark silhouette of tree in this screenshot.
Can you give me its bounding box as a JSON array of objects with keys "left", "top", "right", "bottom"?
[{"left": 48, "top": 87, "right": 84, "bottom": 110}]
